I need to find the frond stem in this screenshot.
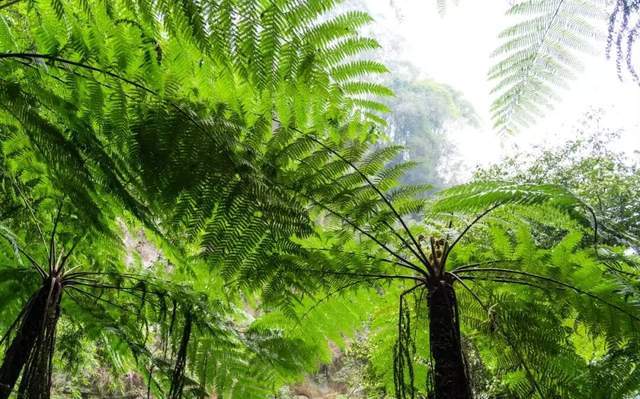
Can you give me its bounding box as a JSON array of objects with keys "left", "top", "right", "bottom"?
[
  {"left": 291, "top": 187, "right": 426, "bottom": 277},
  {"left": 451, "top": 272, "right": 545, "bottom": 398},
  {"left": 293, "top": 129, "right": 431, "bottom": 269},
  {"left": 290, "top": 267, "right": 423, "bottom": 282},
  {"left": 450, "top": 259, "right": 520, "bottom": 273},
  {"left": 457, "top": 267, "right": 640, "bottom": 322},
  {"left": 442, "top": 203, "right": 501, "bottom": 267},
  {"left": 0, "top": 230, "right": 46, "bottom": 279}
]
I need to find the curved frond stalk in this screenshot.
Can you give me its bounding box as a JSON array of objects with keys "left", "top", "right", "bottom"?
[
  {"left": 451, "top": 273, "right": 546, "bottom": 398},
  {"left": 292, "top": 129, "right": 432, "bottom": 269},
  {"left": 456, "top": 267, "right": 640, "bottom": 322},
  {"left": 168, "top": 311, "right": 193, "bottom": 399},
  {"left": 280, "top": 181, "right": 426, "bottom": 275},
  {"left": 441, "top": 204, "right": 501, "bottom": 267}
]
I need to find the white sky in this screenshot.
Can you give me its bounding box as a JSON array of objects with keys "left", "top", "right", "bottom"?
[{"left": 361, "top": 0, "right": 640, "bottom": 180}]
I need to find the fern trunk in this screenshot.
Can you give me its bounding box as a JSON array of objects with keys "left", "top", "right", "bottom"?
[
  {"left": 428, "top": 280, "right": 471, "bottom": 399},
  {"left": 0, "top": 279, "right": 63, "bottom": 399}
]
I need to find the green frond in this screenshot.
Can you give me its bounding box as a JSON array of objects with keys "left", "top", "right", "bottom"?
[
  {"left": 432, "top": 181, "right": 590, "bottom": 214},
  {"left": 489, "top": 0, "right": 605, "bottom": 132}
]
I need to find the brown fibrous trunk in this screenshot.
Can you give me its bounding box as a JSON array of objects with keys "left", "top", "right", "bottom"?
[{"left": 428, "top": 279, "right": 471, "bottom": 399}]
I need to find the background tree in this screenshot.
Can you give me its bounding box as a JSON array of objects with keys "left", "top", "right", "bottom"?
[
  {"left": 383, "top": 64, "right": 478, "bottom": 188},
  {"left": 475, "top": 109, "right": 640, "bottom": 249}
]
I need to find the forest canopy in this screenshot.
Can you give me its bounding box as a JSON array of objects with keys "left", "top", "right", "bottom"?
[{"left": 0, "top": 1, "right": 639, "bottom": 399}]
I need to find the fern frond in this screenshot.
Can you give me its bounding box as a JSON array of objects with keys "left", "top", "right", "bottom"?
[
  {"left": 489, "top": 0, "right": 605, "bottom": 132},
  {"left": 607, "top": 0, "right": 640, "bottom": 83},
  {"left": 432, "top": 181, "right": 590, "bottom": 213}
]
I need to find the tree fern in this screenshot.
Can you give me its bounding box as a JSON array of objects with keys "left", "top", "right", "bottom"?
[
  {"left": 1, "top": 1, "right": 638, "bottom": 398},
  {"left": 437, "top": 0, "right": 640, "bottom": 131},
  {"left": 0, "top": 192, "right": 324, "bottom": 398},
  {"left": 277, "top": 176, "right": 640, "bottom": 398},
  {"left": 0, "top": 1, "right": 394, "bottom": 397}
]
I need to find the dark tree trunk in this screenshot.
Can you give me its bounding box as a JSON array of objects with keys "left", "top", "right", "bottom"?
[
  {"left": 0, "top": 290, "right": 47, "bottom": 398},
  {"left": 168, "top": 312, "right": 192, "bottom": 399},
  {"left": 0, "top": 279, "right": 62, "bottom": 399},
  {"left": 428, "top": 280, "right": 471, "bottom": 399}
]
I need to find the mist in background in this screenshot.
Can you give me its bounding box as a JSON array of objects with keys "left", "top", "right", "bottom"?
[{"left": 347, "top": 0, "right": 640, "bottom": 185}]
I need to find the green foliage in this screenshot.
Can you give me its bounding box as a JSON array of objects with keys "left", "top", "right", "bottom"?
[
  {"left": 447, "top": 209, "right": 640, "bottom": 398},
  {"left": 0, "top": 1, "right": 638, "bottom": 399},
  {"left": 0, "top": 0, "right": 392, "bottom": 228},
  {"left": 280, "top": 176, "right": 640, "bottom": 398},
  {"left": 0, "top": 193, "right": 316, "bottom": 397},
  {"left": 0, "top": 0, "right": 393, "bottom": 397},
  {"left": 475, "top": 111, "right": 640, "bottom": 248},
  {"left": 489, "top": 0, "right": 605, "bottom": 132}
]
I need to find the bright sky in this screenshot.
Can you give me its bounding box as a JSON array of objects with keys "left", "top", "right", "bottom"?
[{"left": 361, "top": 0, "right": 640, "bottom": 181}]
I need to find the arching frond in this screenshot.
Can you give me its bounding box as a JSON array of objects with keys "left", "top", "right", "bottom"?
[{"left": 489, "top": 0, "right": 605, "bottom": 132}]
